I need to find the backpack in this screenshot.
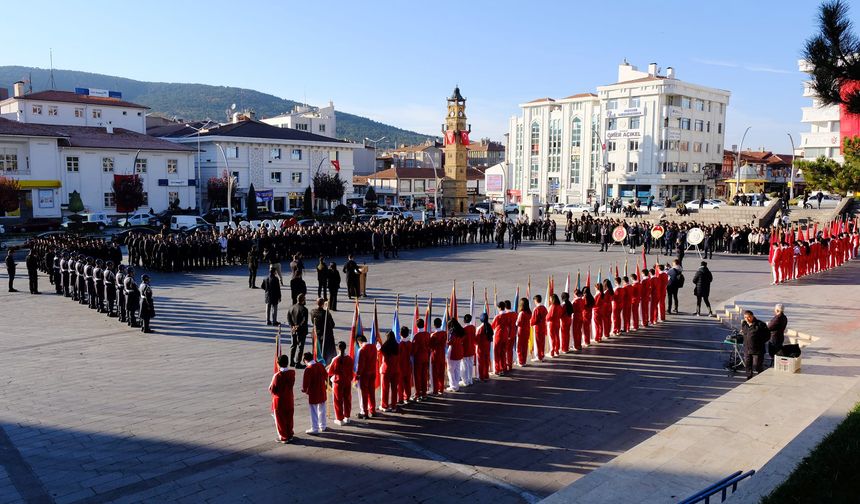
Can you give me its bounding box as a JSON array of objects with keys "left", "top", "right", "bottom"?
[{"left": 677, "top": 272, "right": 685, "bottom": 288}]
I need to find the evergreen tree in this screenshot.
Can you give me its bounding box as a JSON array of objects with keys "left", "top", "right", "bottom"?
[{"left": 803, "top": 0, "right": 860, "bottom": 113}]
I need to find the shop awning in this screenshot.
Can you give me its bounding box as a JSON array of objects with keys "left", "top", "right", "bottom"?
[{"left": 17, "top": 180, "right": 62, "bottom": 189}]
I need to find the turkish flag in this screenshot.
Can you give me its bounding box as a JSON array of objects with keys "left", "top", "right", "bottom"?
[
  {"left": 460, "top": 131, "right": 470, "bottom": 145},
  {"left": 444, "top": 131, "right": 455, "bottom": 145},
  {"left": 331, "top": 160, "right": 341, "bottom": 172}
]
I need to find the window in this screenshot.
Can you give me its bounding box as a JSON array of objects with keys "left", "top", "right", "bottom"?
[
  {"left": 167, "top": 159, "right": 178, "bottom": 174},
  {"left": 169, "top": 191, "right": 179, "bottom": 205},
  {"left": 400, "top": 179, "right": 411, "bottom": 192},
  {"left": 270, "top": 171, "right": 282, "bottom": 183},
  {"left": 629, "top": 116, "right": 640, "bottom": 129},
  {"left": 660, "top": 140, "right": 677, "bottom": 151},
  {"left": 716, "top": 143, "right": 721, "bottom": 153},
  {"left": 629, "top": 140, "right": 640, "bottom": 150},
  {"left": 529, "top": 158, "right": 539, "bottom": 190},
  {"left": 66, "top": 156, "right": 79, "bottom": 172},
  {"left": 705, "top": 143, "right": 710, "bottom": 153},
  {"left": 718, "top": 123, "right": 723, "bottom": 134},
  {"left": 224, "top": 146, "right": 239, "bottom": 158},
  {"left": 570, "top": 117, "right": 582, "bottom": 148},
  {"left": 135, "top": 158, "right": 147, "bottom": 173},
  {"left": 569, "top": 154, "right": 580, "bottom": 185},
  {"left": 295, "top": 123, "right": 308, "bottom": 131},
  {"left": 270, "top": 148, "right": 281, "bottom": 160},
  {"left": 141, "top": 192, "right": 149, "bottom": 205},
  {"left": 681, "top": 97, "right": 691, "bottom": 109},
  {"left": 591, "top": 115, "right": 600, "bottom": 190},
  {"left": 679, "top": 141, "right": 689, "bottom": 152},
  {"left": 291, "top": 172, "right": 302, "bottom": 184},
  {"left": 414, "top": 179, "right": 425, "bottom": 192},
  {"left": 708, "top": 101, "right": 712, "bottom": 112},
  {"left": 0, "top": 149, "right": 18, "bottom": 172},
  {"left": 695, "top": 100, "right": 705, "bottom": 111},
  {"left": 607, "top": 162, "right": 616, "bottom": 172},
  {"left": 319, "top": 124, "right": 326, "bottom": 133},
  {"left": 606, "top": 141, "right": 617, "bottom": 152},
  {"left": 514, "top": 123, "right": 524, "bottom": 190},
  {"left": 719, "top": 103, "right": 724, "bottom": 114},
  {"left": 547, "top": 118, "right": 562, "bottom": 173},
  {"left": 706, "top": 121, "right": 711, "bottom": 132},
  {"left": 607, "top": 118, "right": 618, "bottom": 131},
  {"left": 231, "top": 171, "right": 240, "bottom": 185},
  {"left": 92, "top": 109, "right": 102, "bottom": 119},
  {"left": 606, "top": 99, "right": 618, "bottom": 110},
  {"left": 530, "top": 121, "right": 540, "bottom": 156},
  {"left": 74, "top": 108, "right": 84, "bottom": 118},
  {"left": 102, "top": 157, "right": 114, "bottom": 172},
  {"left": 104, "top": 192, "right": 115, "bottom": 207},
  {"left": 628, "top": 97, "right": 640, "bottom": 108},
  {"left": 627, "top": 162, "right": 638, "bottom": 173},
  {"left": 694, "top": 119, "right": 704, "bottom": 132},
  {"left": 48, "top": 106, "right": 58, "bottom": 116},
  {"left": 666, "top": 96, "right": 678, "bottom": 106},
  {"left": 680, "top": 118, "right": 691, "bottom": 130},
  {"left": 679, "top": 162, "right": 688, "bottom": 172},
  {"left": 693, "top": 142, "right": 703, "bottom": 153},
  {"left": 291, "top": 149, "right": 302, "bottom": 160},
  {"left": 32, "top": 104, "right": 43, "bottom": 115}
]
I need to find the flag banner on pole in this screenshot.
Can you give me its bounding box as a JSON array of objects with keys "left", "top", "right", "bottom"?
[
  {"left": 564, "top": 273, "right": 570, "bottom": 294},
  {"left": 642, "top": 249, "right": 648, "bottom": 273},
  {"left": 484, "top": 288, "right": 494, "bottom": 374},
  {"left": 349, "top": 299, "right": 363, "bottom": 373},
  {"left": 412, "top": 296, "right": 420, "bottom": 337},
  {"left": 450, "top": 280, "right": 458, "bottom": 320},
  {"left": 493, "top": 284, "right": 498, "bottom": 314},
  {"left": 470, "top": 282, "right": 475, "bottom": 322},
  {"left": 273, "top": 325, "right": 281, "bottom": 375},
  {"left": 371, "top": 300, "right": 380, "bottom": 389},
  {"left": 586, "top": 267, "right": 591, "bottom": 290},
  {"left": 425, "top": 293, "right": 433, "bottom": 333},
  {"left": 312, "top": 325, "right": 319, "bottom": 361},
  {"left": 392, "top": 295, "right": 401, "bottom": 343},
  {"left": 597, "top": 267, "right": 602, "bottom": 285},
  {"left": 624, "top": 257, "right": 629, "bottom": 277},
  {"left": 615, "top": 262, "right": 620, "bottom": 279},
  {"left": 514, "top": 284, "right": 520, "bottom": 311},
  {"left": 442, "top": 298, "right": 450, "bottom": 331},
  {"left": 576, "top": 270, "right": 581, "bottom": 291}
]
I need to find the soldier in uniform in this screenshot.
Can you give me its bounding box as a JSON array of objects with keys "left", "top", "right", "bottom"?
[
  {"left": 25, "top": 250, "right": 40, "bottom": 295},
  {"left": 104, "top": 261, "right": 117, "bottom": 317},
  {"left": 116, "top": 265, "right": 127, "bottom": 322},
  {"left": 60, "top": 252, "right": 71, "bottom": 297},
  {"left": 139, "top": 274, "right": 155, "bottom": 333},
  {"left": 85, "top": 257, "right": 97, "bottom": 309},
  {"left": 124, "top": 268, "right": 140, "bottom": 327},
  {"left": 343, "top": 254, "right": 360, "bottom": 299},
  {"left": 248, "top": 244, "right": 259, "bottom": 288}
]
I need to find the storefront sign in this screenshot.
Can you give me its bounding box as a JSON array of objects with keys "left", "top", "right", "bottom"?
[
  {"left": 486, "top": 174, "right": 503, "bottom": 192},
  {"left": 38, "top": 189, "right": 54, "bottom": 208},
  {"left": 606, "top": 107, "right": 643, "bottom": 118},
  {"left": 606, "top": 129, "right": 642, "bottom": 140},
  {"left": 214, "top": 219, "right": 288, "bottom": 232}
]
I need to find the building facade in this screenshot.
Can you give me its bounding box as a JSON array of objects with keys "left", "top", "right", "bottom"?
[
  {"left": 364, "top": 166, "right": 486, "bottom": 208},
  {"left": 507, "top": 61, "right": 730, "bottom": 205},
  {"left": 797, "top": 59, "right": 843, "bottom": 163},
  {"left": 261, "top": 102, "right": 336, "bottom": 138},
  {"left": 165, "top": 118, "right": 357, "bottom": 213},
  {"left": 466, "top": 138, "right": 505, "bottom": 168}
]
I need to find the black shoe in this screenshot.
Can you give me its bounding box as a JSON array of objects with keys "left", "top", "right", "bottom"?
[{"left": 9, "top": 288, "right": 18, "bottom": 292}]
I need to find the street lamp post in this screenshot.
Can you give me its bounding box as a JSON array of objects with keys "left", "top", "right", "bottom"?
[
  {"left": 215, "top": 143, "right": 237, "bottom": 224},
  {"left": 590, "top": 128, "right": 610, "bottom": 212},
  {"left": 185, "top": 120, "right": 215, "bottom": 215},
  {"left": 735, "top": 126, "right": 752, "bottom": 202},
  {"left": 423, "top": 151, "right": 440, "bottom": 216},
  {"left": 787, "top": 132, "right": 797, "bottom": 200}
]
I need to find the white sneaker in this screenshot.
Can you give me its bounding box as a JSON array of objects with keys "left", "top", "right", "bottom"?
[
  {"left": 343, "top": 418, "right": 350, "bottom": 425},
  {"left": 445, "top": 387, "right": 459, "bottom": 392},
  {"left": 305, "top": 429, "right": 318, "bottom": 435},
  {"left": 319, "top": 426, "right": 327, "bottom": 432},
  {"left": 333, "top": 420, "right": 343, "bottom": 426}
]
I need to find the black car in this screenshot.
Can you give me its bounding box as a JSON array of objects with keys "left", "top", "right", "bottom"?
[
  {"left": 112, "top": 227, "right": 157, "bottom": 245},
  {"left": 8, "top": 218, "right": 63, "bottom": 233},
  {"left": 182, "top": 224, "right": 215, "bottom": 234}
]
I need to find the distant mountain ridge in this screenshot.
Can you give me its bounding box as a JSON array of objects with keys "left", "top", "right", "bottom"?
[{"left": 0, "top": 65, "right": 436, "bottom": 147}]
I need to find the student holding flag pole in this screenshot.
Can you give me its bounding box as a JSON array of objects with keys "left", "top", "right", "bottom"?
[
  {"left": 503, "top": 299, "right": 516, "bottom": 371},
  {"left": 529, "top": 290, "right": 548, "bottom": 361},
  {"left": 269, "top": 325, "right": 296, "bottom": 443},
  {"left": 461, "top": 283, "right": 476, "bottom": 387},
  {"left": 475, "top": 289, "right": 493, "bottom": 381},
  {"left": 412, "top": 297, "right": 431, "bottom": 401},
  {"left": 327, "top": 341, "right": 353, "bottom": 426},
  {"left": 491, "top": 298, "right": 508, "bottom": 375},
  {"left": 397, "top": 298, "right": 416, "bottom": 405},
  {"left": 429, "top": 303, "right": 448, "bottom": 395},
  {"left": 515, "top": 286, "right": 531, "bottom": 366}
]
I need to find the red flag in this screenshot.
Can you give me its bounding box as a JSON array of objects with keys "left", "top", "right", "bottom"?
[
  {"left": 813, "top": 222, "right": 818, "bottom": 240},
  {"left": 460, "top": 131, "right": 470, "bottom": 146},
  {"left": 450, "top": 280, "right": 458, "bottom": 320},
  {"left": 273, "top": 325, "right": 281, "bottom": 374},
  {"left": 641, "top": 249, "right": 648, "bottom": 273},
  {"left": 331, "top": 160, "right": 341, "bottom": 172},
  {"left": 444, "top": 131, "right": 455, "bottom": 145},
  {"left": 312, "top": 325, "right": 319, "bottom": 361},
  {"left": 412, "top": 296, "right": 419, "bottom": 337},
  {"left": 425, "top": 294, "right": 433, "bottom": 331},
  {"left": 615, "top": 262, "right": 620, "bottom": 279},
  {"left": 586, "top": 267, "right": 591, "bottom": 290}
]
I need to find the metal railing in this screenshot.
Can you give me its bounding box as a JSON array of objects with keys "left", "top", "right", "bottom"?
[{"left": 679, "top": 470, "right": 755, "bottom": 504}]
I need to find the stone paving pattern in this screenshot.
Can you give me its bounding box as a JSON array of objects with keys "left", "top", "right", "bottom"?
[{"left": 0, "top": 240, "right": 773, "bottom": 503}]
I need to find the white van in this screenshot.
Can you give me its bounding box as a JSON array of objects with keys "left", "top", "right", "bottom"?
[{"left": 170, "top": 215, "right": 210, "bottom": 231}]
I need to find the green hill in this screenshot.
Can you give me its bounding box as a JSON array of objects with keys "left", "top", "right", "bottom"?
[{"left": 0, "top": 66, "right": 437, "bottom": 147}]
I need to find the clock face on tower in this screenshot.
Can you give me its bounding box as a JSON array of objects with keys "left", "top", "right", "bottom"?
[
  {"left": 458, "top": 111, "right": 464, "bottom": 117},
  {"left": 449, "top": 110, "right": 455, "bottom": 117}
]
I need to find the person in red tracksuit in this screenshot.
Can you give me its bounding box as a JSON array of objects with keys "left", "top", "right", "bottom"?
[
  {"left": 301, "top": 353, "right": 328, "bottom": 434},
  {"left": 491, "top": 302, "right": 508, "bottom": 374},
  {"left": 269, "top": 354, "right": 295, "bottom": 443},
  {"left": 355, "top": 334, "right": 378, "bottom": 418},
  {"left": 592, "top": 283, "right": 604, "bottom": 342},
  {"left": 630, "top": 273, "right": 641, "bottom": 330},
  {"left": 650, "top": 268, "right": 660, "bottom": 324},
  {"left": 582, "top": 287, "right": 594, "bottom": 345},
  {"left": 475, "top": 313, "right": 493, "bottom": 380},
  {"left": 327, "top": 342, "right": 354, "bottom": 426},
  {"left": 571, "top": 290, "right": 584, "bottom": 351},
  {"left": 560, "top": 292, "right": 573, "bottom": 353},
  {"left": 396, "top": 326, "right": 413, "bottom": 404},
  {"left": 612, "top": 277, "right": 624, "bottom": 335},
  {"left": 640, "top": 271, "right": 650, "bottom": 328},
  {"left": 411, "top": 319, "right": 431, "bottom": 401},
  {"left": 601, "top": 280, "right": 613, "bottom": 339},
  {"left": 446, "top": 319, "right": 465, "bottom": 391},
  {"left": 546, "top": 294, "right": 563, "bottom": 357},
  {"left": 379, "top": 330, "right": 401, "bottom": 412},
  {"left": 622, "top": 276, "right": 633, "bottom": 333},
  {"left": 515, "top": 298, "right": 532, "bottom": 365},
  {"left": 530, "top": 295, "right": 548, "bottom": 360},
  {"left": 657, "top": 265, "right": 668, "bottom": 322},
  {"left": 461, "top": 314, "right": 476, "bottom": 386},
  {"left": 429, "top": 318, "right": 447, "bottom": 395},
  {"left": 504, "top": 300, "right": 517, "bottom": 372}
]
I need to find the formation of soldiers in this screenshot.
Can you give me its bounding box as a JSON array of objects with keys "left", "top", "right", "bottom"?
[{"left": 25, "top": 235, "right": 156, "bottom": 332}]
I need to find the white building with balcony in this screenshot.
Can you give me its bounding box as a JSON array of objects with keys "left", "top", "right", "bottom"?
[
  {"left": 261, "top": 102, "right": 336, "bottom": 139},
  {"left": 596, "top": 62, "right": 730, "bottom": 202},
  {"left": 798, "top": 59, "right": 843, "bottom": 163}
]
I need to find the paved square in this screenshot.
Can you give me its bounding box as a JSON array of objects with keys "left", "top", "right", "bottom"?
[{"left": 0, "top": 239, "right": 773, "bottom": 503}]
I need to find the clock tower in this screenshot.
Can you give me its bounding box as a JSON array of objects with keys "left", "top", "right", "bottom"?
[{"left": 441, "top": 86, "right": 469, "bottom": 215}]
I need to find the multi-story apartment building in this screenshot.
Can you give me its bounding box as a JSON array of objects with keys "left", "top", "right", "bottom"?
[
  {"left": 261, "top": 102, "right": 336, "bottom": 138},
  {"left": 797, "top": 59, "right": 843, "bottom": 163},
  {"left": 466, "top": 138, "right": 505, "bottom": 168}
]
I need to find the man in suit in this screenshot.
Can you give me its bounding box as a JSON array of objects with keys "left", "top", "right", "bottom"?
[
  {"left": 261, "top": 265, "right": 282, "bottom": 326},
  {"left": 287, "top": 293, "right": 309, "bottom": 368},
  {"left": 343, "top": 254, "right": 360, "bottom": 299}
]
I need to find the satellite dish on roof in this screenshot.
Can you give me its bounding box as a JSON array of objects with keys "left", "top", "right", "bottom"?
[{"left": 230, "top": 103, "right": 237, "bottom": 111}]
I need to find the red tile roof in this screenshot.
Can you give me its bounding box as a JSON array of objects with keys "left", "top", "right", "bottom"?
[
  {"left": 562, "top": 93, "right": 598, "bottom": 99},
  {"left": 525, "top": 97, "right": 555, "bottom": 104},
  {"left": 0, "top": 118, "right": 193, "bottom": 152},
  {"left": 7, "top": 90, "right": 149, "bottom": 109}
]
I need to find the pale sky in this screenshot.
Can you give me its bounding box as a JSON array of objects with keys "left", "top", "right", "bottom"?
[{"left": 1, "top": 0, "right": 851, "bottom": 152}]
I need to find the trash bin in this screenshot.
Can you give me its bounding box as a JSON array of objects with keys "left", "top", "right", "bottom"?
[{"left": 359, "top": 264, "right": 369, "bottom": 297}]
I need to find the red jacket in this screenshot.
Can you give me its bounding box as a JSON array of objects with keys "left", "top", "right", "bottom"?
[
  {"left": 504, "top": 311, "right": 518, "bottom": 338},
  {"left": 530, "top": 305, "right": 548, "bottom": 335},
  {"left": 269, "top": 369, "right": 295, "bottom": 402},
  {"left": 379, "top": 347, "right": 399, "bottom": 375},
  {"left": 412, "top": 331, "right": 431, "bottom": 363},
  {"left": 447, "top": 332, "right": 464, "bottom": 360},
  {"left": 356, "top": 343, "right": 378, "bottom": 379},
  {"left": 462, "top": 325, "right": 476, "bottom": 357},
  {"left": 429, "top": 330, "right": 447, "bottom": 359},
  {"left": 327, "top": 355, "right": 354, "bottom": 384},
  {"left": 302, "top": 361, "right": 327, "bottom": 404},
  {"left": 491, "top": 312, "right": 507, "bottom": 340},
  {"left": 516, "top": 309, "right": 532, "bottom": 338},
  {"left": 547, "top": 304, "right": 563, "bottom": 331},
  {"left": 398, "top": 339, "right": 413, "bottom": 375}
]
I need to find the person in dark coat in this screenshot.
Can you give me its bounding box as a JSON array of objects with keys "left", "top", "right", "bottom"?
[
  {"left": 740, "top": 310, "right": 769, "bottom": 380},
  {"left": 139, "top": 274, "right": 156, "bottom": 333},
  {"left": 25, "top": 250, "right": 40, "bottom": 294},
  {"left": 287, "top": 294, "right": 309, "bottom": 368},
  {"left": 666, "top": 260, "right": 682, "bottom": 314},
  {"left": 343, "top": 254, "right": 360, "bottom": 299},
  {"left": 310, "top": 297, "right": 336, "bottom": 364},
  {"left": 316, "top": 256, "right": 328, "bottom": 299},
  {"left": 767, "top": 304, "right": 788, "bottom": 364},
  {"left": 248, "top": 245, "right": 259, "bottom": 289},
  {"left": 692, "top": 261, "right": 713, "bottom": 316},
  {"left": 261, "top": 266, "right": 282, "bottom": 326},
  {"left": 327, "top": 262, "right": 341, "bottom": 311},
  {"left": 5, "top": 249, "right": 17, "bottom": 292}
]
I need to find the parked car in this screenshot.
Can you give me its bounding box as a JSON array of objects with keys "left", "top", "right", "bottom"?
[
  {"left": 376, "top": 211, "right": 398, "bottom": 220},
  {"left": 561, "top": 203, "right": 591, "bottom": 215},
  {"left": 7, "top": 218, "right": 63, "bottom": 233},
  {"left": 60, "top": 212, "right": 112, "bottom": 231},
  {"left": 170, "top": 215, "right": 211, "bottom": 231},
  {"left": 797, "top": 192, "right": 841, "bottom": 209},
  {"left": 684, "top": 199, "right": 724, "bottom": 210},
  {"left": 469, "top": 202, "right": 491, "bottom": 214},
  {"left": 296, "top": 218, "right": 319, "bottom": 227},
  {"left": 183, "top": 223, "right": 215, "bottom": 234},
  {"left": 117, "top": 211, "right": 156, "bottom": 227},
  {"left": 503, "top": 203, "right": 519, "bottom": 214},
  {"left": 112, "top": 227, "right": 157, "bottom": 245},
  {"left": 551, "top": 203, "right": 566, "bottom": 214}
]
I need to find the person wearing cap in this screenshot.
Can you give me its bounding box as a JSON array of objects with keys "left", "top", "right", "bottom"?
[
  {"left": 85, "top": 257, "right": 97, "bottom": 309},
  {"left": 116, "top": 265, "right": 127, "bottom": 322},
  {"left": 93, "top": 259, "right": 105, "bottom": 312},
  {"left": 5, "top": 249, "right": 17, "bottom": 293},
  {"left": 104, "top": 261, "right": 117, "bottom": 317},
  {"left": 60, "top": 252, "right": 71, "bottom": 297},
  {"left": 139, "top": 274, "right": 155, "bottom": 333},
  {"left": 25, "top": 250, "right": 39, "bottom": 295},
  {"left": 124, "top": 268, "right": 140, "bottom": 327}
]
